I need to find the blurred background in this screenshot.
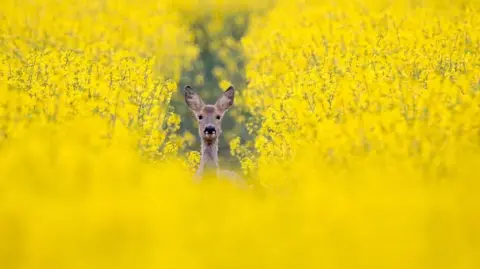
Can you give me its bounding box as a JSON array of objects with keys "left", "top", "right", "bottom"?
[
  {"left": 171, "top": 9, "right": 253, "bottom": 169},
  {"left": 167, "top": 0, "right": 274, "bottom": 170}
]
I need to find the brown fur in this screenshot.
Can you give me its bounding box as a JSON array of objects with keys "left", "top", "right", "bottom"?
[{"left": 184, "top": 85, "right": 247, "bottom": 188}]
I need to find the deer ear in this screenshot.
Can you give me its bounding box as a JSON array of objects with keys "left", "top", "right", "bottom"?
[
  {"left": 184, "top": 85, "right": 204, "bottom": 112},
  {"left": 215, "top": 86, "right": 234, "bottom": 112}
]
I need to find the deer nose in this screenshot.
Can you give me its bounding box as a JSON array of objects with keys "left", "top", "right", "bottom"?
[{"left": 204, "top": 125, "right": 216, "bottom": 135}]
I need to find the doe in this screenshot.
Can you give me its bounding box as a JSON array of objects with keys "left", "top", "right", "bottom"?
[{"left": 184, "top": 85, "right": 247, "bottom": 188}]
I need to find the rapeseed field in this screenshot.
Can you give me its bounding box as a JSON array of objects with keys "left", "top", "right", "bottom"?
[{"left": 1, "top": 0, "right": 479, "bottom": 268}]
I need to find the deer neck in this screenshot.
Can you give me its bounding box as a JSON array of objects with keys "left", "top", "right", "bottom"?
[{"left": 198, "top": 139, "right": 219, "bottom": 175}]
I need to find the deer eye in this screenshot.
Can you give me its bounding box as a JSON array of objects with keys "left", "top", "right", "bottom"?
[
  {"left": 198, "top": 115, "right": 203, "bottom": 120},
  {"left": 216, "top": 115, "right": 221, "bottom": 120}
]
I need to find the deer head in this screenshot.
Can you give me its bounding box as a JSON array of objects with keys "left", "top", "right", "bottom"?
[{"left": 184, "top": 85, "right": 234, "bottom": 145}]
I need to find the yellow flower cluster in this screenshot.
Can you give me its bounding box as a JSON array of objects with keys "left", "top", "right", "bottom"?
[
  {"left": 1, "top": 0, "right": 479, "bottom": 268},
  {"left": 238, "top": 0, "right": 480, "bottom": 185},
  {"left": 0, "top": 0, "right": 197, "bottom": 158}
]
